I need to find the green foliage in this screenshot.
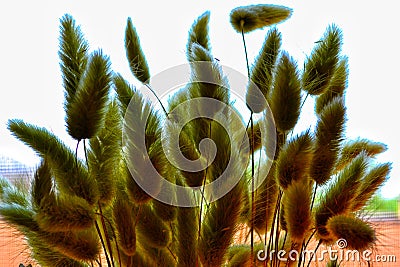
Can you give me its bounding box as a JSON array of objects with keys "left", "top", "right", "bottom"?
[{"left": 0, "top": 5, "right": 391, "bottom": 267}]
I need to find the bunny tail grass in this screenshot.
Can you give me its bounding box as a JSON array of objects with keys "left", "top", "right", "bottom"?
[
  {"left": 302, "top": 24, "right": 342, "bottom": 95},
  {"left": 123, "top": 89, "right": 163, "bottom": 202},
  {"left": 40, "top": 228, "right": 100, "bottom": 261},
  {"left": 283, "top": 180, "right": 312, "bottom": 243},
  {"left": 250, "top": 28, "right": 281, "bottom": 100},
  {"left": 0, "top": 203, "right": 38, "bottom": 233},
  {"left": 7, "top": 120, "right": 99, "bottom": 205},
  {"left": 125, "top": 17, "right": 150, "bottom": 84},
  {"left": 351, "top": 163, "right": 391, "bottom": 211},
  {"left": 35, "top": 194, "right": 95, "bottom": 232},
  {"left": 230, "top": 4, "right": 292, "bottom": 33},
  {"left": 326, "top": 215, "right": 376, "bottom": 250},
  {"left": 189, "top": 43, "right": 230, "bottom": 115},
  {"left": 58, "top": 14, "right": 89, "bottom": 108},
  {"left": 113, "top": 73, "right": 135, "bottom": 116},
  {"left": 315, "top": 153, "right": 367, "bottom": 241},
  {"left": 315, "top": 57, "right": 348, "bottom": 114},
  {"left": 334, "top": 138, "right": 387, "bottom": 173},
  {"left": 310, "top": 96, "right": 345, "bottom": 185},
  {"left": 198, "top": 180, "right": 244, "bottom": 267},
  {"left": 113, "top": 196, "right": 136, "bottom": 256},
  {"left": 27, "top": 231, "right": 88, "bottom": 267},
  {"left": 66, "top": 50, "right": 112, "bottom": 141},
  {"left": 187, "top": 11, "right": 211, "bottom": 61},
  {"left": 269, "top": 51, "right": 301, "bottom": 133},
  {"left": 276, "top": 131, "right": 313, "bottom": 189},
  {"left": 252, "top": 165, "right": 278, "bottom": 234},
  {"left": 88, "top": 101, "right": 121, "bottom": 206},
  {"left": 136, "top": 204, "right": 171, "bottom": 249}
]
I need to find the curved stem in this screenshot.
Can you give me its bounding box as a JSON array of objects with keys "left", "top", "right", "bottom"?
[
  {"left": 241, "top": 25, "right": 256, "bottom": 267},
  {"left": 145, "top": 83, "right": 169, "bottom": 118}
]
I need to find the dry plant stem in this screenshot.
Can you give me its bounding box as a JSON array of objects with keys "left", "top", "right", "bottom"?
[
  {"left": 273, "top": 202, "right": 282, "bottom": 267},
  {"left": 75, "top": 139, "right": 80, "bottom": 167},
  {"left": 144, "top": 83, "right": 169, "bottom": 118},
  {"left": 266, "top": 190, "right": 283, "bottom": 266},
  {"left": 306, "top": 239, "right": 322, "bottom": 267},
  {"left": 95, "top": 220, "right": 112, "bottom": 267},
  {"left": 98, "top": 202, "right": 115, "bottom": 267},
  {"left": 251, "top": 113, "right": 256, "bottom": 266},
  {"left": 241, "top": 23, "right": 256, "bottom": 267},
  {"left": 297, "top": 241, "right": 306, "bottom": 267},
  {"left": 310, "top": 184, "right": 317, "bottom": 211},
  {"left": 167, "top": 246, "right": 178, "bottom": 263},
  {"left": 96, "top": 212, "right": 122, "bottom": 267}
]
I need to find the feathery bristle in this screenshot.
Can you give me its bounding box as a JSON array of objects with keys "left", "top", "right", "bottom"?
[
  {"left": 351, "top": 163, "right": 391, "bottom": 211},
  {"left": 252, "top": 164, "right": 278, "bottom": 233},
  {"left": 276, "top": 131, "right": 313, "bottom": 189},
  {"left": 230, "top": 4, "right": 292, "bottom": 33},
  {"left": 198, "top": 179, "right": 244, "bottom": 267},
  {"left": 310, "top": 96, "right": 345, "bottom": 185},
  {"left": 125, "top": 17, "right": 150, "bottom": 84},
  {"left": 123, "top": 89, "right": 163, "bottom": 202},
  {"left": 88, "top": 101, "right": 121, "bottom": 206},
  {"left": 0, "top": 203, "right": 38, "bottom": 233},
  {"left": 315, "top": 57, "right": 348, "bottom": 114},
  {"left": 315, "top": 153, "right": 367, "bottom": 240},
  {"left": 334, "top": 138, "right": 387, "bottom": 172},
  {"left": 250, "top": 28, "right": 281, "bottom": 100},
  {"left": 31, "top": 160, "right": 52, "bottom": 210},
  {"left": 152, "top": 166, "right": 177, "bottom": 221},
  {"left": 42, "top": 228, "right": 100, "bottom": 261},
  {"left": 113, "top": 73, "right": 135, "bottom": 116},
  {"left": 136, "top": 204, "right": 171, "bottom": 249},
  {"left": 8, "top": 120, "right": 99, "bottom": 205},
  {"left": 269, "top": 51, "right": 301, "bottom": 132},
  {"left": 187, "top": 11, "right": 211, "bottom": 61},
  {"left": 302, "top": 24, "right": 342, "bottom": 95},
  {"left": 113, "top": 196, "right": 136, "bottom": 256},
  {"left": 58, "top": 14, "right": 89, "bottom": 108},
  {"left": 189, "top": 43, "right": 230, "bottom": 116},
  {"left": 326, "top": 215, "right": 376, "bottom": 250},
  {"left": 66, "top": 50, "right": 112, "bottom": 140},
  {"left": 283, "top": 180, "right": 312, "bottom": 243},
  {"left": 35, "top": 194, "right": 94, "bottom": 232},
  {"left": 27, "top": 231, "right": 87, "bottom": 267}
]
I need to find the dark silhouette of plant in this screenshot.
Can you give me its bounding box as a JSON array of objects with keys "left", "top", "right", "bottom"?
[{"left": 0, "top": 4, "right": 391, "bottom": 267}]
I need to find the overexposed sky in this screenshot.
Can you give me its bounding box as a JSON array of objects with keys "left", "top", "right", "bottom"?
[{"left": 0, "top": 0, "right": 399, "bottom": 198}]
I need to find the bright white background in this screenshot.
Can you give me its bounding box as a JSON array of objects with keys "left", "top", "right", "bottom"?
[{"left": 0, "top": 1, "right": 399, "bottom": 198}]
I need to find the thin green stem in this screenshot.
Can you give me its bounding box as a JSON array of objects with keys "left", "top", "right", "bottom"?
[{"left": 145, "top": 83, "right": 169, "bottom": 118}]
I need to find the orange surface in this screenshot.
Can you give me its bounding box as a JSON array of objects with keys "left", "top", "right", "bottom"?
[{"left": 0, "top": 220, "right": 398, "bottom": 267}]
